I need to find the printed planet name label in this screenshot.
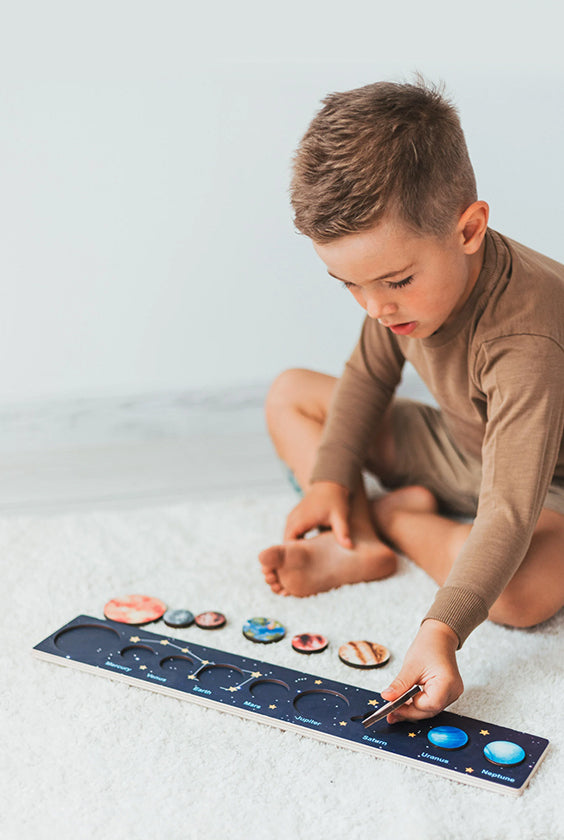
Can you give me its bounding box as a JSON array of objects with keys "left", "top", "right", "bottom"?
[
  {"left": 244, "top": 701, "right": 261, "bottom": 709},
  {"left": 481, "top": 769, "right": 516, "bottom": 783},
  {"left": 147, "top": 673, "right": 166, "bottom": 683},
  {"left": 105, "top": 661, "right": 132, "bottom": 672},
  {"left": 193, "top": 686, "right": 212, "bottom": 695},
  {"left": 420, "top": 752, "right": 449, "bottom": 765},
  {"left": 362, "top": 735, "right": 388, "bottom": 747},
  {"left": 295, "top": 715, "right": 322, "bottom": 726}
]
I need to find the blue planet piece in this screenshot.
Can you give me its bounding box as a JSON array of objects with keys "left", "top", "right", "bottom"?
[
  {"left": 163, "top": 609, "right": 195, "bottom": 628},
  {"left": 483, "top": 740, "right": 526, "bottom": 767},
  {"left": 427, "top": 725, "right": 469, "bottom": 750},
  {"left": 243, "top": 617, "right": 286, "bottom": 643}
]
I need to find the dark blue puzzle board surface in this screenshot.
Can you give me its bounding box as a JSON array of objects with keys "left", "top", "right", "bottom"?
[{"left": 32, "top": 616, "right": 549, "bottom": 795}]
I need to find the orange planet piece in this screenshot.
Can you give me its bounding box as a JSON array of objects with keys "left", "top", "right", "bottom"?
[{"left": 104, "top": 594, "right": 167, "bottom": 625}]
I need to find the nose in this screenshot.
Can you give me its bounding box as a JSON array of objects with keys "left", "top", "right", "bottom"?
[{"left": 364, "top": 291, "right": 397, "bottom": 321}]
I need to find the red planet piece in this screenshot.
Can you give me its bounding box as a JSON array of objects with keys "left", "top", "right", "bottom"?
[
  {"left": 104, "top": 595, "right": 167, "bottom": 625},
  {"left": 195, "top": 611, "right": 227, "bottom": 629},
  {"left": 291, "top": 633, "right": 329, "bottom": 654}
]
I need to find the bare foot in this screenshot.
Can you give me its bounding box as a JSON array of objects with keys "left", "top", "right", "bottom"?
[
  {"left": 372, "top": 485, "right": 438, "bottom": 545},
  {"left": 259, "top": 530, "right": 397, "bottom": 597}
]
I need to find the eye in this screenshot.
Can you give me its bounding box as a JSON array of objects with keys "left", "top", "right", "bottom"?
[
  {"left": 387, "top": 275, "right": 413, "bottom": 290},
  {"left": 340, "top": 281, "right": 357, "bottom": 290}
]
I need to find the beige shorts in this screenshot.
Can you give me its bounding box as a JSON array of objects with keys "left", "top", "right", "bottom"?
[{"left": 369, "top": 398, "right": 564, "bottom": 518}]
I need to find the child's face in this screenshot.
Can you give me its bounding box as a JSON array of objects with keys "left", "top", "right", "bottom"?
[{"left": 313, "top": 215, "right": 486, "bottom": 339}]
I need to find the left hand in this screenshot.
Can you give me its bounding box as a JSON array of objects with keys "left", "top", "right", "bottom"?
[{"left": 379, "top": 619, "right": 464, "bottom": 723}]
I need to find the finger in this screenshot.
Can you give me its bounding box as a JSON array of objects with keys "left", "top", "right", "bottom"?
[
  {"left": 284, "top": 515, "right": 309, "bottom": 542},
  {"left": 386, "top": 680, "right": 460, "bottom": 723},
  {"left": 330, "top": 509, "right": 353, "bottom": 549},
  {"left": 380, "top": 674, "right": 418, "bottom": 703},
  {"left": 386, "top": 695, "right": 443, "bottom": 723}
]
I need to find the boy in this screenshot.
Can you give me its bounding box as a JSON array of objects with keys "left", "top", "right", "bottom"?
[{"left": 259, "top": 79, "right": 564, "bottom": 723}]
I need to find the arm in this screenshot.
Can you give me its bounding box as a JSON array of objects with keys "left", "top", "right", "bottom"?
[
  {"left": 284, "top": 316, "right": 405, "bottom": 546},
  {"left": 425, "top": 335, "right": 564, "bottom": 645},
  {"left": 384, "top": 335, "right": 564, "bottom": 721},
  {"left": 310, "top": 315, "right": 405, "bottom": 490}
]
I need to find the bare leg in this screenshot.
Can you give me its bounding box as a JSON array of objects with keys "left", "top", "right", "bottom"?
[
  {"left": 372, "top": 495, "right": 564, "bottom": 628},
  {"left": 259, "top": 368, "right": 397, "bottom": 597}
]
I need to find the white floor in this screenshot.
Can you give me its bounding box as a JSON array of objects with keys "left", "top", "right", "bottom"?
[{"left": 0, "top": 370, "right": 434, "bottom": 515}]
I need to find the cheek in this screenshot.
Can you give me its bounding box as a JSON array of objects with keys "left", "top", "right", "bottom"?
[{"left": 350, "top": 288, "right": 367, "bottom": 309}]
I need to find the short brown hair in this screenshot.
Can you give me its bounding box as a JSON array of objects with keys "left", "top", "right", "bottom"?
[{"left": 290, "top": 78, "right": 477, "bottom": 241}]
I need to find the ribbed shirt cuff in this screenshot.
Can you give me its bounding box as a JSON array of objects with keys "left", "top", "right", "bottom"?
[
  {"left": 310, "top": 459, "right": 361, "bottom": 492},
  {"left": 423, "top": 586, "right": 489, "bottom": 648}
]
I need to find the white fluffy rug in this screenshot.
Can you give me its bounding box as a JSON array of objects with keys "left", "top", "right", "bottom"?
[{"left": 4, "top": 491, "right": 563, "bottom": 839}]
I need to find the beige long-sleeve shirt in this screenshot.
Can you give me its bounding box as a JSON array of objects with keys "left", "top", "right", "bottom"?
[{"left": 311, "top": 229, "right": 564, "bottom": 645}]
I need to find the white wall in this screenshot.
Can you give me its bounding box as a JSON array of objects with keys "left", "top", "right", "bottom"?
[{"left": 1, "top": 1, "right": 563, "bottom": 404}]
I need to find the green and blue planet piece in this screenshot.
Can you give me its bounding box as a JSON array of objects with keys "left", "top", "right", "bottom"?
[{"left": 243, "top": 616, "right": 286, "bottom": 643}]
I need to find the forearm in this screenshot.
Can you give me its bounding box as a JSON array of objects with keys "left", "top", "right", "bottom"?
[{"left": 311, "top": 318, "right": 404, "bottom": 489}]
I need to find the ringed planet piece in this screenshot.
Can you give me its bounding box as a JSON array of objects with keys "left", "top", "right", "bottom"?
[
  {"left": 103, "top": 595, "right": 167, "bottom": 625},
  {"left": 483, "top": 740, "right": 526, "bottom": 767},
  {"left": 163, "top": 609, "right": 195, "bottom": 628},
  {"left": 338, "top": 640, "right": 390, "bottom": 668},
  {"left": 291, "top": 633, "right": 329, "bottom": 654},
  {"left": 243, "top": 617, "right": 286, "bottom": 644},
  {"left": 195, "top": 611, "right": 226, "bottom": 629}
]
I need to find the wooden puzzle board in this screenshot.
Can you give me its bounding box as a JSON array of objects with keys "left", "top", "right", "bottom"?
[{"left": 32, "top": 615, "right": 549, "bottom": 795}]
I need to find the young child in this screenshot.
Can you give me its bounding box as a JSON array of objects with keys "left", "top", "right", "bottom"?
[{"left": 259, "top": 79, "right": 564, "bottom": 723}]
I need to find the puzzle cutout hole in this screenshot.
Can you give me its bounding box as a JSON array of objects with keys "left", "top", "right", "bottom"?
[
  {"left": 160, "top": 655, "right": 195, "bottom": 676},
  {"left": 293, "top": 689, "right": 350, "bottom": 718},
  {"left": 54, "top": 624, "right": 121, "bottom": 655},
  {"left": 249, "top": 679, "right": 291, "bottom": 703},
  {"left": 197, "top": 664, "right": 245, "bottom": 689},
  {"left": 120, "top": 645, "right": 159, "bottom": 665}
]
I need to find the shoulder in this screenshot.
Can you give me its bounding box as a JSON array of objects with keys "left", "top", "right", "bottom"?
[{"left": 473, "top": 230, "right": 564, "bottom": 348}]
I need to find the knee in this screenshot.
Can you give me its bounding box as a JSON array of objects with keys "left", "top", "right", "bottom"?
[
  {"left": 489, "top": 588, "right": 550, "bottom": 629},
  {"left": 264, "top": 368, "right": 330, "bottom": 426},
  {"left": 265, "top": 369, "right": 306, "bottom": 414}
]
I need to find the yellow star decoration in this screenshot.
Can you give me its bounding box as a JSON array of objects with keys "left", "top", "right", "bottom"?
[
  {"left": 339, "top": 721, "right": 347, "bottom": 727},
  {"left": 368, "top": 699, "right": 379, "bottom": 706},
  {"left": 188, "top": 675, "right": 196, "bottom": 680},
  {"left": 269, "top": 704, "right": 277, "bottom": 709},
  {"left": 181, "top": 648, "right": 189, "bottom": 653},
  {"left": 228, "top": 687, "right": 238, "bottom": 693},
  {"left": 480, "top": 730, "right": 490, "bottom": 736},
  {"left": 465, "top": 768, "right": 474, "bottom": 774},
  {"left": 251, "top": 672, "right": 262, "bottom": 678},
  {"left": 160, "top": 640, "right": 169, "bottom": 646},
  {"left": 139, "top": 665, "right": 147, "bottom": 670},
  {"left": 202, "top": 660, "right": 209, "bottom": 665},
  {"left": 130, "top": 636, "right": 140, "bottom": 643},
  {"left": 408, "top": 732, "right": 416, "bottom": 738},
  {"left": 314, "top": 680, "right": 322, "bottom": 685}
]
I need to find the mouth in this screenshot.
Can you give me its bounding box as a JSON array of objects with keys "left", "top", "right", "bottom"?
[{"left": 381, "top": 321, "right": 417, "bottom": 336}]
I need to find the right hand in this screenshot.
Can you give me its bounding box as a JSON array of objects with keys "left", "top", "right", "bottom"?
[{"left": 283, "top": 481, "right": 353, "bottom": 549}]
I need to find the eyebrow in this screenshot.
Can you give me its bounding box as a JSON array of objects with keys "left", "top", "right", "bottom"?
[{"left": 327, "top": 264, "right": 414, "bottom": 284}]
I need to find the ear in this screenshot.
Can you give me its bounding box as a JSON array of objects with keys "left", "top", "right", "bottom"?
[{"left": 457, "top": 201, "right": 489, "bottom": 255}]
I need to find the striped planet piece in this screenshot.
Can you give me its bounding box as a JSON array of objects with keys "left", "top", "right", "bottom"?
[{"left": 338, "top": 640, "right": 390, "bottom": 669}]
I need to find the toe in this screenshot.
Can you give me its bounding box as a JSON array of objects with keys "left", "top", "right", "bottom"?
[{"left": 259, "top": 545, "right": 285, "bottom": 571}]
